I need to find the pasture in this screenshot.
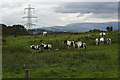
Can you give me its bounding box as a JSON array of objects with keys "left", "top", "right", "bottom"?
[{"left": 2, "top": 31, "right": 118, "bottom": 78}]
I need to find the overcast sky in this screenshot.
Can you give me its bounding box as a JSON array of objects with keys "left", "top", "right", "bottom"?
[{"left": 0, "top": 1, "right": 118, "bottom": 29}]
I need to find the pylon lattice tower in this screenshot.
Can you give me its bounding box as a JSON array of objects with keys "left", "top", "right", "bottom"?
[{"left": 22, "top": 4, "right": 37, "bottom": 29}]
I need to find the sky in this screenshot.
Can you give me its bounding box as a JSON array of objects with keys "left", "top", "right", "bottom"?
[{"left": 0, "top": 0, "right": 119, "bottom": 29}]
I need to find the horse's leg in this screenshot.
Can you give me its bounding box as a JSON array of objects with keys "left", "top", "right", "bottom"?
[
  {"left": 67, "top": 46, "right": 69, "bottom": 49},
  {"left": 48, "top": 49, "right": 50, "bottom": 52},
  {"left": 35, "top": 50, "right": 36, "bottom": 53},
  {"left": 29, "top": 48, "right": 33, "bottom": 53},
  {"left": 84, "top": 46, "right": 86, "bottom": 53},
  {"left": 49, "top": 48, "right": 51, "bottom": 52},
  {"left": 78, "top": 47, "right": 81, "bottom": 53},
  {"left": 43, "top": 48, "right": 44, "bottom": 51},
  {"left": 96, "top": 42, "right": 97, "bottom": 45},
  {"left": 73, "top": 44, "right": 75, "bottom": 49},
  {"left": 78, "top": 47, "right": 79, "bottom": 50}
]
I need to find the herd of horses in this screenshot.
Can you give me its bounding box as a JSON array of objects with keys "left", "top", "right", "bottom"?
[
  {"left": 95, "top": 32, "right": 111, "bottom": 45},
  {"left": 30, "top": 32, "right": 112, "bottom": 52}
]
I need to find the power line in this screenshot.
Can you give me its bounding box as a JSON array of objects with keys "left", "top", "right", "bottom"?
[{"left": 22, "top": 4, "right": 37, "bottom": 29}]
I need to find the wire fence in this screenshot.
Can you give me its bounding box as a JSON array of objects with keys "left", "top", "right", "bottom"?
[{"left": 1, "top": 64, "right": 118, "bottom": 68}]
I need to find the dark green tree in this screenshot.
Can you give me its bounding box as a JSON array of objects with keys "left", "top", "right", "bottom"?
[
  {"left": 1, "top": 24, "right": 28, "bottom": 35},
  {"left": 1, "top": 24, "right": 9, "bottom": 35},
  {"left": 89, "top": 29, "right": 100, "bottom": 32},
  {"left": 106, "top": 26, "right": 113, "bottom": 32}
]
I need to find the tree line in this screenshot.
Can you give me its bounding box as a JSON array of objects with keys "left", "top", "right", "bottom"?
[
  {"left": 89, "top": 26, "right": 113, "bottom": 32},
  {"left": 1, "top": 24, "right": 28, "bottom": 36}
]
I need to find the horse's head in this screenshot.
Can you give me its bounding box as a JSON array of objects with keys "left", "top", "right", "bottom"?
[{"left": 64, "top": 40, "right": 67, "bottom": 44}]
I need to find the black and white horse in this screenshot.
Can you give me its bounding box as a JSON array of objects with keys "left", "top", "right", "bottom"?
[
  {"left": 30, "top": 45, "right": 41, "bottom": 52},
  {"left": 40, "top": 43, "right": 52, "bottom": 51},
  {"left": 106, "top": 38, "right": 112, "bottom": 44},
  {"left": 99, "top": 32, "right": 106, "bottom": 37},
  {"left": 100, "top": 37, "right": 104, "bottom": 45},
  {"left": 64, "top": 40, "right": 75, "bottom": 49},
  {"left": 75, "top": 41, "right": 86, "bottom": 51}
]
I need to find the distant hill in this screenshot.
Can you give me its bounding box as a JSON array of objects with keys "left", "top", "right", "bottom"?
[{"left": 35, "top": 22, "right": 118, "bottom": 32}]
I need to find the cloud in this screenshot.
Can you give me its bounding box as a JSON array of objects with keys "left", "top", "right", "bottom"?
[
  {"left": 54, "top": 2, "right": 118, "bottom": 25},
  {"left": 55, "top": 2, "right": 118, "bottom": 14},
  {"left": 1, "top": 0, "right": 119, "bottom": 2},
  {"left": 1, "top": 2, "right": 63, "bottom": 28},
  {"left": 1, "top": 2, "right": 118, "bottom": 29},
  {"left": 55, "top": 2, "right": 118, "bottom": 20}
]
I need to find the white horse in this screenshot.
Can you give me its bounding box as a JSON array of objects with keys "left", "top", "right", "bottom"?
[
  {"left": 43, "top": 32, "right": 47, "bottom": 36},
  {"left": 95, "top": 38, "right": 99, "bottom": 45},
  {"left": 100, "top": 37, "right": 104, "bottom": 45}
]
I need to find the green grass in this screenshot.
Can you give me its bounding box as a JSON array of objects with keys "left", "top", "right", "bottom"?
[{"left": 2, "top": 31, "right": 118, "bottom": 78}]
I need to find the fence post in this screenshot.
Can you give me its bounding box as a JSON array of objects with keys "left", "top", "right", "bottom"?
[
  {"left": 25, "top": 69, "right": 30, "bottom": 80},
  {"left": 58, "top": 40, "right": 60, "bottom": 49}
]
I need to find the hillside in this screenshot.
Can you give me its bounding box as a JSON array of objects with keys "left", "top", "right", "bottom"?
[{"left": 36, "top": 22, "right": 118, "bottom": 32}]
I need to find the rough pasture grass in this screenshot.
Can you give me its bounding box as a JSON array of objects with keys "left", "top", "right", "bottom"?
[{"left": 2, "top": 31, "right": 118, "bottom": 78}]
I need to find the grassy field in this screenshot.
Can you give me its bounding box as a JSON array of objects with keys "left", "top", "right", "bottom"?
[{"left": 2, "top": 31, "right": 118, "bottom": 78}]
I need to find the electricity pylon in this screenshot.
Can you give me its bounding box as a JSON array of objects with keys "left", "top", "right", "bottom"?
[{"left": 22, "top": 4, "right": 37, "bottom": 29}]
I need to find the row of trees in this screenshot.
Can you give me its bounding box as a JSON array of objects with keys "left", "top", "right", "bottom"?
[
  {"left": 89, "top": 26, "right": 113, "bottom": 32},
  {"left": 1, "top": 24, "right": 28, "bottom": 35}
]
